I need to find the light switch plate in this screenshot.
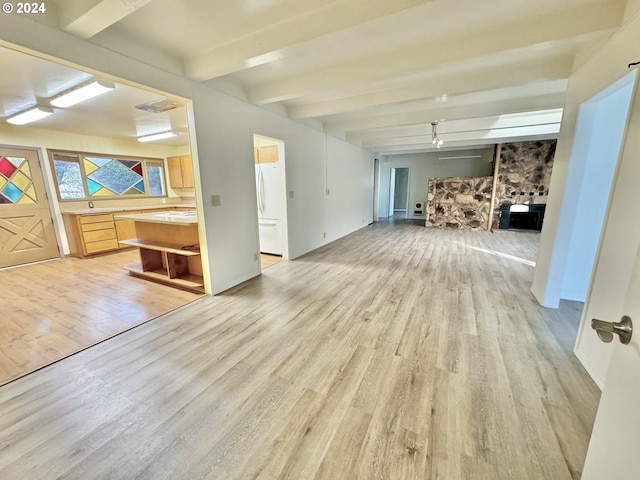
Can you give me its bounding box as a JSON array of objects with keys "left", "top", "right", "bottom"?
[
  {"left": 289, "top": 191, "right": 294, "bottom": 199},
  {"left": 211, "top": 194, "right": 221, "bottom": 206}
]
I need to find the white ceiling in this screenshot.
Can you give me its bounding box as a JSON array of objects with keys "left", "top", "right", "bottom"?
[
  {"left": 1, "top": 0, "right": 630, "bottom": 153},
  {"left": 0, "top": 47, "right": 189, "bottom": 146}
]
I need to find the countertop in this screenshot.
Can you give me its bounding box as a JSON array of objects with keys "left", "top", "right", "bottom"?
[
  {"left": 114, "top": 211, "right": 198, "bottom": 225},
  {"left": 62, "top": 203, "right": 196, "bottom": 215}
]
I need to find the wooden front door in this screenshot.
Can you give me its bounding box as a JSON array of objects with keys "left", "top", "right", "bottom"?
[{"left": 0, "top": 147, "right": 59, "bottom": 268}]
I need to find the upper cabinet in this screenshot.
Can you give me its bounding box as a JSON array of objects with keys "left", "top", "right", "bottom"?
[
  {"left": 254, "top": 145, "right": 278, "bottom": 164},
  {"left": 167, "top": 155, "right": 194, "bottom": 188}
]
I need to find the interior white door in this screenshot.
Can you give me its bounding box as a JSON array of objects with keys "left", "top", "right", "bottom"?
[
  {"left": 388, "top": 168, "right": 396, "bottom": 217},
  {"left": 581, "top": 239, "right": 640, "bottom": 479},
  {"left": 580, "top": 72, "right": 640, "bottom": 479}
]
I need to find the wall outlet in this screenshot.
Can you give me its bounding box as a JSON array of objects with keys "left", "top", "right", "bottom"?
[
  {"left": 289, "top": 191, "right": 294, "bottom": 199},
  {"left": 88, "top": 201, "right": 94, "bottom": 208},
  {"left": 211, "top": 194, "right": 221, "bottom": 206}
]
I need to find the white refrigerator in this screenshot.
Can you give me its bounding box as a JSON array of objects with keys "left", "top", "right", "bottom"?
[{"left": 255, "top": 162, "right": 283, "bottom": 255}]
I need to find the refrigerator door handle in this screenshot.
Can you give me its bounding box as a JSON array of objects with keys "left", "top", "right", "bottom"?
[{"left": 258, "top": 169, "right": 265, "bottom": 216}]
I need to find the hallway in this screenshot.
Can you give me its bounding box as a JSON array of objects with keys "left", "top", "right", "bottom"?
[{"left": 0, "top": 222, "right": 598, "bottom": 479}]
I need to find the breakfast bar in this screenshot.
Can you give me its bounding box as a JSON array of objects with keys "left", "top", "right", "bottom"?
[{"left": 114, "top": 211, "right": 204, "bottom": 293}]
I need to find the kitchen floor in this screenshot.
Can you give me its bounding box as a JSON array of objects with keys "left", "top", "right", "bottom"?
[
  {"left": 0, "top": 249, "right": 202, "bottom": 386},
  {"left": 261, "top": 253, "right": 283, "bottom": 269}
]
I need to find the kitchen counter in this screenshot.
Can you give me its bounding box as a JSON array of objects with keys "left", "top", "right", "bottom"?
[
  {"left": 114, "top": 211, "right": 198, "bottom": 226},
  {"left": 61, "top": 203, "right": 196, "bottom": 215},
  {"left": 117, "top": 211, "right": 203, "bottom": 293}
]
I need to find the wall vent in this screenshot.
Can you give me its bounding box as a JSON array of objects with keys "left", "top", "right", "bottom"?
[{"left": 135, "top": 98, "right": 183, "bottom": 113}]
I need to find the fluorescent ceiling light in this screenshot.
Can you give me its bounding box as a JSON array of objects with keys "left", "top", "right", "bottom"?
[
  {"left": 438, "top": 155, "right": 482, "bottom": 160},
  {"left": 7, "top": 105, "right": 54, "bottom": 125},
  {"left": 50, "top": 79, "right": 115, "bottom": 107},
  {"left": 137, "top": 131, "right": 178, "bottom": 143}
]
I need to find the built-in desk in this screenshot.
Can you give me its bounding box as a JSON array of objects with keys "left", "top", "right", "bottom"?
[{"left": 114, "top": 211, "right": 204, "bottom": 293}]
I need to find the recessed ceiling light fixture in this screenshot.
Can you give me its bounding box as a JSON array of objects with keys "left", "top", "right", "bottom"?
[
  {"left": 50, "top": 78, "right": 115, "bottom": 108},
  {"left": 7, "top": 105, "right": 54, "bottom": 125},
  {"left": 137, "top": 130, "right": 178, "bottom": 143}
]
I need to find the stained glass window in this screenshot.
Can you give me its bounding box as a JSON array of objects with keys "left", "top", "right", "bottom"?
[
  {"left": 49, "top": 151, "right": 166, "bottom": 201},
  {"left": 85, "top": 158, "right": 144, "bottom": 196},
  {"left": 0, "top": 156, "right": 38, "bottom": 204}
]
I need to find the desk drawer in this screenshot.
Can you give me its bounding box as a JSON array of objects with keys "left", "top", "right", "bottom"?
[
  {"left": 82, "top": 228, "right": 117, "bottom": 243},
  {"left": 81, "top": 221, "right": 115, "bottom": 232},
  {"left": 84, "top": 238, "right": 119, "bottom": 254},
  {"left": 79, "top": 213, "right": 113, "bottom": 224}
]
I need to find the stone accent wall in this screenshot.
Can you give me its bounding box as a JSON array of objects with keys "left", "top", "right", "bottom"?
[
  {"left": 426, "top": 176, "right": 493, "bottom": 229},
  {"left": 424, "top": 140, "right": 556, "bottom": 230},
  {"left": 493, "top": 141, "right": 556, "bottom": 220}
]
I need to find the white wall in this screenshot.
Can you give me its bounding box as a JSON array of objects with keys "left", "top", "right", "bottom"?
[
  {"left": 0, "top": 15, "right": 374, "bottom": 294},
  {"left": 532, "top": 11, "right": 640, "bottom": 387},
  {"left": 376, "top": 148, "right": 494, "bottom": 219},
  {"left": 325, "top": 135, "right": 374, "bottom": 242},
  {"left": 559, "top": 76, "right": 634, "bottom": 302}
]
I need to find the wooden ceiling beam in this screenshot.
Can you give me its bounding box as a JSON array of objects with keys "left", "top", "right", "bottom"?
[
  {"left": 326, "top": 91, "right": 566, "bottom": 133},
  {"left": 183, "top": 0, "right": 430, "bottom": 81},
  {"left": 291, "top": 55, "right": 572, "bottom": 119},
  {"left": 250, "top": 3, "right": 621, "bottom": 105},
  {"left": 59, "top": 0, "right": 154, "bottom": 39}
]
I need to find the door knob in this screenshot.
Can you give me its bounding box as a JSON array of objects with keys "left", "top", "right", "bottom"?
[{"left": 591, "top": 316, "right": 633, "bottom": 344}]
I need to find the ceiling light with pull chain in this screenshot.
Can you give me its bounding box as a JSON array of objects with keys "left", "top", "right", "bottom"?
[{"left": 431, "top": 121, "right": 443, "bottom": 148}]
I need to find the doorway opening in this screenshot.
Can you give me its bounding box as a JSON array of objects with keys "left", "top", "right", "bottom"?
[
  {"left": 253, "top": 134, "right": 288, "bottom": 270},
  {"left": 560, "top": 72, "right": 635, "bottom": 305},
  {"left": 388, "top": 167, "right": 409, "bottom": 218},
  {"left": 0, "top": 44, "right": 205, "bottom": 386},
  {"left": 557, "top": 71, "right": 636, "bottom": 387}
]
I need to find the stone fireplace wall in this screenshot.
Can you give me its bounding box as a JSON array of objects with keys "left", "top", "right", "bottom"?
[
  {"left": 493, "top": 140, "right": 556, "bottom": 221},
  {"left": 425, "top": 140, "right": 556, "bottom": 230},
  {"left": 426, "top": 176, "right": 493, "bottom": 229}
]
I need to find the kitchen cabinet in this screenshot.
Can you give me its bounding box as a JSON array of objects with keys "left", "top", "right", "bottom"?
[
  {"left": 114, "top": 211, "right": 142, "bottom": 245},
  {"left": 114, "top": 208, "right": 173, "bottom": 244},
  {"left": 63, "top": 213, "right": 120, "bottom": 257},
  {"left": 254, "top": 146, "right": 278, "bottom": 164},
  {"left": 116, "top": 212, "right": 203, "bottom": 293},
  {"left": 63, "top": 207, "right": 196, "bottom": 258},
  {"left": 167, "top": 155, "right": 194, "bottom": 188}
]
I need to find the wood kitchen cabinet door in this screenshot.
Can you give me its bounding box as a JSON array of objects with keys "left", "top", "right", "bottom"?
[
  {"left": 63, "top": 213, "right": 119, "bottom": 257},
  {"left": 115, "top": 215, "right": 140, "bottom": 245},
  {"left": 167, "top": 155, "right": 194, "bottom": 188},
  {"left": 254, "top": 146, "right": 278, "bottom": 164}
]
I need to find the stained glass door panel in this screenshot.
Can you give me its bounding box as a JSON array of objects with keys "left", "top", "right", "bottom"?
[{"left": 0, "top": 147, "right": 59, "bottom": 268}]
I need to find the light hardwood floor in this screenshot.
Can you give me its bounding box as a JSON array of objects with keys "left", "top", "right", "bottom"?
[
  {"left": 0, "top": 249, "right": 202, "bottom": 386},
  {"left": 260, "top": 252, "right": 283, "bottom": 269},
  {"left": 0, "top": 222, "right": 600, "bottom": 479}
]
